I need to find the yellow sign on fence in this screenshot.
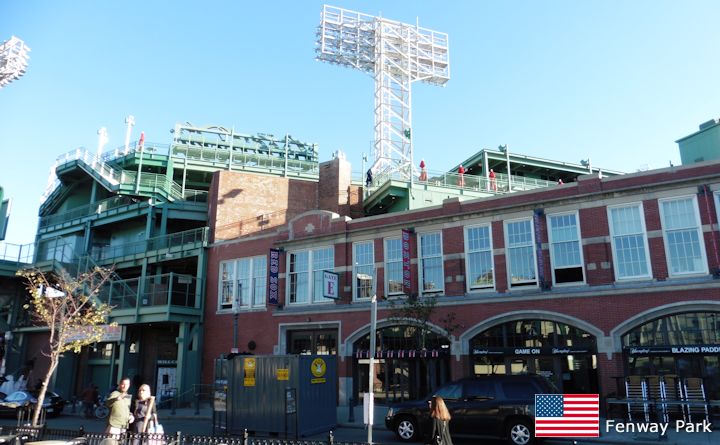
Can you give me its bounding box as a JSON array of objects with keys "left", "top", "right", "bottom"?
[{"left": 244, "top": 358, "right": 256, "bottom": 387}]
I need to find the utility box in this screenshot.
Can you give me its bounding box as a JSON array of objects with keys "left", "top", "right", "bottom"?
[{"left": 222, "top": 355, "right": 337, "bottom": 437}]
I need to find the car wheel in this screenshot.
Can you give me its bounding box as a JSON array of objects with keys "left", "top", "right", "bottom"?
[
  {"left": 394, "top": 415, "right": 419, "bottom": 442},
  {"left": 506, "top": 418, "right": 534, "bottom": 445}
]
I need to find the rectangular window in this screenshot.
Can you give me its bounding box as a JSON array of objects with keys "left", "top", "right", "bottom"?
[
  {"left": 548, "top": 212, "right": 585, "bottom": 284},
  {"left": 353, "top": 241, "right": 375, "bottom": 300},
  {"left": 219, "top": 256, "right": 266, "bottom": 310},
  {"left": 608, "top": 203, "right": 651, "bottom": 279},
  {"left": 220, "top": 261, "right": 235, "bottom": 310},
  {"left": 660, "top": 196, "right": 707, "bottom": 276},
  {"left": 288, "top": 247, "right": 334, "bottom": 304},
  {"left": 385, "top": 238, "right": 403, "bottom": 295},
  {"left": 465, "top": 225, "right": 494, "bottom": 290},
  {"left": 419, "top": 232, "right": 443, "bottom": 294},
  {"left": 505, "top": 219, "right": 538, "bottom": 287}
]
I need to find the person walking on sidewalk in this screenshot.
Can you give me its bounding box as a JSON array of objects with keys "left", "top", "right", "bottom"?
[
  {"left": 106, "top": 376, "right": 134, "bottom": 435},
  {"left": 429, "top": 395, "right": 454, "bottom": 445},
  {"left": 132, "top": 384, "right": 158, "bottom": 433}
]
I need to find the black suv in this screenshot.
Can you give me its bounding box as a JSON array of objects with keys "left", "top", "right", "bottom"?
[{"left": 385, "top": 374, "right": 557, "bottom": 445}]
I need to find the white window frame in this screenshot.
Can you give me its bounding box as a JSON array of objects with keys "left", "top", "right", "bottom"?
[
  {"left": 384, "top": 237, "right": 404, "bottom": 297},
  {"left": 659, "top": 195, "right": 708, "bottom": 277},
  {"left": 353, "top": 240, "right": 375, "bottom": 301},
  {"left": 287, "top": 246, "right": 335, "bottom": 305},
  {"left": 504, "top": 217, "right": 539, "bottom": 288},
  {"left": 217, "top": 256, "right": 267, "bottom": 311},
  {"left": 464, "top": 224, "right": 495, "bottom": 291},
  {"left": 547, "top": 211, "right": 586, "bottom": 285},
  {"left": 607, "top": 202, "right": 652, "bottom": 280},
  {"left": 219, "top": 260, "right": 236, "bottom": 311},
  {"left": 418, "top": 231, "right": 444, "bottom": 295}
]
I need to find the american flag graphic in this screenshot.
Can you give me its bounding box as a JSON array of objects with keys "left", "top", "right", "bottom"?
[{"left": 535, "top": 394, "right": 599, "bottom": 437}]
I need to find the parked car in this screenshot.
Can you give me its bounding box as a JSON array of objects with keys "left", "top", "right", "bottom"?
[
  {"left": 0, "top": 390, "right": 66, "bottom": 418},
  {"left": 385, "top": 374, "right": 558, "bottom": 445}
]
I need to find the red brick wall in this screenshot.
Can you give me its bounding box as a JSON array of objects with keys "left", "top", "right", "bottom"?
[
  {"left": 201, "top": 160, "right": 720, "bottom": 396},
  {"left": 210, "top": 170, "right": 318, "bottom": 242}
]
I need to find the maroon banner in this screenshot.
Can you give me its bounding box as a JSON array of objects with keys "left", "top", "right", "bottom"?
[
  {"left": 402, "top": 229, "right": 412, "bottom": 295},
  {"left": 268, "top": 248, "right": 280, "bottom": 305}
]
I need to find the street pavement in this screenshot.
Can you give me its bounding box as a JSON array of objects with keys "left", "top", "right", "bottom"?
[{"left": 0, "top": 402, "right": 716, "bottom": 445}]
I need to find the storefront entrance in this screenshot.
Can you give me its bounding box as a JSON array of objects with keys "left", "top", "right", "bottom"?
[
  {"left": 470, "top": 319, "right": 598, "bottom": 394},
  {"left": 622, "top": 311, "right": 720, "bottom": 401},
  {"left": 353, "top": 325, "right": 451, "bottom": 404}
]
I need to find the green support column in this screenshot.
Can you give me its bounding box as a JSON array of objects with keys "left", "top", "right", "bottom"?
[
  {"left": 174, "top": 322, "right": 189, "bottom": 404},
  {"left": 196, "top": 249, "right": 206, "bottom": 313},
  {"left": 165, "top": 157, "right": 175, "bottom": 200},
  {"left": 160, "top": 205, "right": 169, "bottom": 238},
  {"left": 89, "top": 182, "right": 98, "bottom": 205}
]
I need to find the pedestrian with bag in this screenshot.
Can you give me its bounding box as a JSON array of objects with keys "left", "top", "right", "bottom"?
[
  {"left": 428, "top": 395, "right": 453, "bottom": 445},
  {"left": 132, "top": 384, "right": 159, "bottom": 433}
]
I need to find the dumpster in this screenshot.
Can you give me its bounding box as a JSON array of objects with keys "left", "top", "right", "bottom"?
[{"left": 222, "top": 355, "right": 337, "bottom": 437}]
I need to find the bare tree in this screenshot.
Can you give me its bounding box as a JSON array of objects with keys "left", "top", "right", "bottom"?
[
  {"left": 16, "top": 267, "right": 115, "bottom": 426},
  {"left": 387, "top": 294, "right": 462, "bottom": 348}
]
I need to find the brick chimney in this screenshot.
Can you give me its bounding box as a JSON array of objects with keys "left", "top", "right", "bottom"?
[{"left": 319, "top": 151, "right": 352, "bottom": 216}]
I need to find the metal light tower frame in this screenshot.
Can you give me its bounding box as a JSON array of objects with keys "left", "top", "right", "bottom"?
[
  {"left": 0, "top": 36, "right": 30, "bottom": 89},
  {"left": 316, "top": 5, "right": 450, "bottom": 180}
]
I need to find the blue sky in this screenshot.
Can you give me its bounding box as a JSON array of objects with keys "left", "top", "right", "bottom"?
[{"left": 1, "top": 1, "right": 719, "bottom": 245}]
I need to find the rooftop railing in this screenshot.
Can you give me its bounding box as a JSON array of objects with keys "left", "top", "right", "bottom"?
[
  {"left": 0, "top": 242, "right": 34, "bottom": 264},
  {"left": 366, "top": 168, "right": 556, "bottom": 194}
]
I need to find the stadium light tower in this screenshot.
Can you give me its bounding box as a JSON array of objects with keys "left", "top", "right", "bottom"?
[
  {"left": 316, "top": 5, "right": 450, "bottom": 180},
  {"left": 0, "top": 36, "right": 30, "bottom": 89}
]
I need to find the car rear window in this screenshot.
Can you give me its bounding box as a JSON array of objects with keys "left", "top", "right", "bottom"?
[{"left": 501, "top": 381, "right": 538, "bottom": 399}]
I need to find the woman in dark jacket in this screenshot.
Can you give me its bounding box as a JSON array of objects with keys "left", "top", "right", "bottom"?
[
  {"left": 132, "top": 384, "right": 158, "bottom": 433},
  {"left": 429, "top": 395, "right": 453, "bottom": 445}
]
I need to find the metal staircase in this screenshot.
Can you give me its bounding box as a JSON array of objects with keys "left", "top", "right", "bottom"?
[{"left": 42, "top": 147, "right": 184, "bottom": 207}]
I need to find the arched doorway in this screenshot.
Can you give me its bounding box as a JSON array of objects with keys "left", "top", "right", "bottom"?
[
  {"left": 621, "top": 311, "right": 720, "bottom": 401},
  {"left": 353, "top": 324, "right": 451, "bottom": 404},
  {"left": 470, "top": 318, "right": 598, "bottom": 394}
]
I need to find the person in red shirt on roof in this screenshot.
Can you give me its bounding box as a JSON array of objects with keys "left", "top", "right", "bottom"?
[
  {"left": 489, "top": 168, "right": 497, "bottom": 191},
  {"left": 419, "top": 159, "right": 428, "bottom": 182},
  {"left": 458, "top": 164, "right": 465, "bottom": 187}
]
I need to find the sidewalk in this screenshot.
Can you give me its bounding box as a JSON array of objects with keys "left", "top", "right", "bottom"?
[
  {"left": 335, "top": 404, "right": 719, "bottom": 445},
  {"left": 67, "top": 402, "right": 720, "bottom": 445}
]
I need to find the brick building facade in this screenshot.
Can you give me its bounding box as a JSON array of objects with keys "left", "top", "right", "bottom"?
[{"left": 203, "top": 157, "right": 720, "bottom": 408}]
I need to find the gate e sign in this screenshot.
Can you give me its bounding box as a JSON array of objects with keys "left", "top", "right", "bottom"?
[{"left": 323, "top": 271, "right": 339, "bottom": 299}]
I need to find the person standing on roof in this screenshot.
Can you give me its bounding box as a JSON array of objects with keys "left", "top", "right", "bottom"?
[
  {"left": 419, "top": 159, "right": 428, "bottom": 182},
  {"left": 458, "top": 164, "right": 466, "bottom": 187},
  {"left": 489, "top": 168, "right": 497, "bottom": 191}
]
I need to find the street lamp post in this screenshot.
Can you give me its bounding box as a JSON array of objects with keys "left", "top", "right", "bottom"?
[
  {"left": 233, "top": 295, "right": 239, "bottom": 351},
  {"left": 367, "top": 294, "right": 377, "bottom": 444}
]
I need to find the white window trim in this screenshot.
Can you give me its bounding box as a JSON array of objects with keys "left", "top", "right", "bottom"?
[
  {"left": 504, "top": 217, "right": 539, "bottom": 289},
  {"left": 659, "top": 195, "right": 708, "bottom": 277},
  {"left": 286, "top": 246, "right": 335, "bottom": 306},
  {"left": 464, "top": 223, "right": 495, "bottom": 292},
  {"left": 418, "top": 231, "right": 444, "bottom": 296},
  {"left": 218, "top": 259, "right": 235, "bottom": 312},
  {"left": 607, "top": 202, "right": 653, "bottom": 281},
  {"left": 384, "top": 237, "right": 405, "bottom": 298},
  {"left": 217, "top": 256, "right": 267, "bottom": 312},
  {"left": 547, "top": 210, "right": 586, "bottom": 286},
  {"left": 352, "top": 240, "right": 376, "bottom": 301}
]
